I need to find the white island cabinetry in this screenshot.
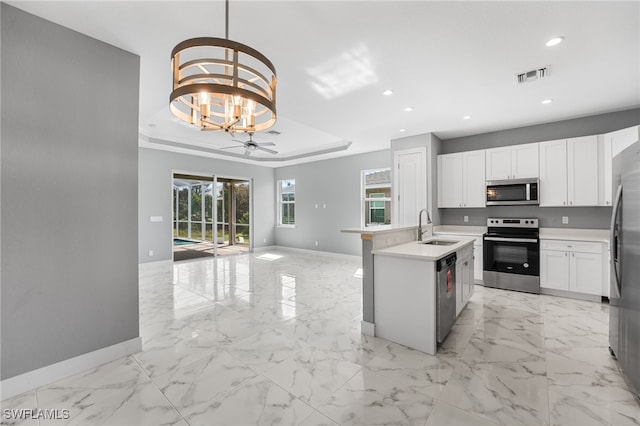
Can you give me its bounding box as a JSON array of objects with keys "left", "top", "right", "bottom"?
[{"left": 372, "top": 237, "right": 475, "bottom": 355}]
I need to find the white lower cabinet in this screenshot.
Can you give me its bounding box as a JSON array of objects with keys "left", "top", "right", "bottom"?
[
  {"left": 435, "top": 233, "right": 483, "bottom": 284},
  {"left": 456, "top": 244, "right": 474, "bottom": 316},
  {"left": 540, "top": 239, "right": 604, "bottom": 296}
]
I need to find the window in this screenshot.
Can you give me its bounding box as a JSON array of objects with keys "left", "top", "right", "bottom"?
[
  {"left": 278, "top": 179, "right": 295, "bottom": 226},
  {"left": 362, "top": 169, "right": 391, "bottom": 226}
]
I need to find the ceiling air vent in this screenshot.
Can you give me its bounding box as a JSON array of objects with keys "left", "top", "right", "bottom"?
[
  {"left": 266, "top": 130, "right": 281, "bottom": 136},
  {"left": 516, "top": 66, "right": 550, "bottom": 84}
]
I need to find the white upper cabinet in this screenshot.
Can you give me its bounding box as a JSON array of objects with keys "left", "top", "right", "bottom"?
[
  {"left": 511, "top": 143, "right": 540, "bottom": 179},
  {"left": 486, "top": 143, "right": 539, "bottom": 181},
  {"left": 437, "top": 153, "right": 463, "bottom": 208},
  {"left": 438, "top": 150, "right": 485, "bottom": 208},
  {"left": 462, "top": 150, "right": 486, "bottom": 207},
  {"left": 602, "top": 125, "right": 639, "bottom": 206},
  {"left": 539, "top": 136, "right": 600, "bottom": 207},
  {"left": 539, "top": 139, "right": 568, "bottom": 206},
  {"left": 567, "top": 135, "right": 599, "bottom": 206},
  {"left": 485, "top": 147, "right": 512, "bottom": 180}
]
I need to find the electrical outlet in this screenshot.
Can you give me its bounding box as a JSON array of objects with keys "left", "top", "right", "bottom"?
[
  {"left": 315, "top": 241, "right": 319, "bottom": 247},
  {"left": 323, "top": 204, "right": 327, "bottom": 209},
  {"left": 315, "top": 204, "right": 318, "bottom": 208},
  {"left": 562, "top": 216, "right": 569, "bottom": 224},
  {"left": 148, "top": 250, "right": 154, "bottom": 256},
  {"left": 263, "top": 238, "right": 266, "bottom": 243},
  {"left": 463, "top": 215, "right": 469, "bottom": 223}
]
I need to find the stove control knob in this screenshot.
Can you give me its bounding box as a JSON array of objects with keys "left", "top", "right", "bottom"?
[{"left": 524, "top": 263, "right": 529, "bottom": 268}]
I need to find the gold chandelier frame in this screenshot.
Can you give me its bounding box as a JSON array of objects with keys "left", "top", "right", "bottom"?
[{"left": 169, "top": 5, "right": 277, "bottom": 134}]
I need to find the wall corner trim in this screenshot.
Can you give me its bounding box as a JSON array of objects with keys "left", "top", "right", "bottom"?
[{"left": 0, "top": 337, "right": 142, "bottom": 400}]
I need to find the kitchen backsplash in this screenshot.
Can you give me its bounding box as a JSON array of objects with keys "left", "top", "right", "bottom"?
[{"left": 439, "top": 206, "right": 612, "bottom": 229}]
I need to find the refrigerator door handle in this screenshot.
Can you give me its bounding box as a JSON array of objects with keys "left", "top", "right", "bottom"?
[{"left": 610, "top": 184, "right": 623, "bottom": 298}]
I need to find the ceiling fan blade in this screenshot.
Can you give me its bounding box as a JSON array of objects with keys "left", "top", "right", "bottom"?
[
  {"left": 257, "top": 146, "right": 278, "bottom": 154},
  {"left": 231, "top": 139, "right": 247, "bottom": 144},
  {"left": 219, "top": 146, "right": 243, "bottom": 150},
  {"left": 243, "top": 149, "right": 252, "bottom": 156},
  {"left": 256, "top": 142, "right": 275, "bottom": 147}
]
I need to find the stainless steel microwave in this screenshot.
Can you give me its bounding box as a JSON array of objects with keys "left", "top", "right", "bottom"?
[{"left": 486, "top": 178, "right": 539, "bottom": 206}]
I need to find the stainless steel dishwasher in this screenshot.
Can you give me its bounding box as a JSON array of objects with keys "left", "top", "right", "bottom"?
[{"left": 436, "top": 253, "right": 456, "bottom": 343}]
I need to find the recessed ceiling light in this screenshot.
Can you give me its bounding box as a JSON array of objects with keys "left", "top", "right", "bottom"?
[
  {"left": 404, "top": 107, "right": 414, "bottom": 112},
  {"left": 463, "top": 115, "right": 471, "bottom": 120},
  {"left": 545, "top": 36, "right": 564, "bottom": 47},
  {"left": 399, "top": 129, "right": 406, "bottom": 132},
  {"left": 383, "top": 89, "right": 393, "bottom": 96},
  {"left": 541, "top": 98, "right": 553, "bottom": 104}
]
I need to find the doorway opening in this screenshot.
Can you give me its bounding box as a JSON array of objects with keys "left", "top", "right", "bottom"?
[{"left": 172, "top": 173, "right": 252, "bottom": 261}]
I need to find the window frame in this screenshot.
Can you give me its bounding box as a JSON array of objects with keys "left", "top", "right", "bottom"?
[
  {"left": 361, "top": 169, "right": 392, "bottom": 227},
  {"left": 277, "top": 178, "right": 296, "bottom": 227}
]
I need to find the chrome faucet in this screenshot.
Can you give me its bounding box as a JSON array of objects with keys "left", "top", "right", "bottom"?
[{"left": 417, "top": 208, "right": 432, "bottom": 241}]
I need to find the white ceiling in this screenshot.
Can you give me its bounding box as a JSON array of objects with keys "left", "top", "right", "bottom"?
[{"left": 8, "top": 1, "right": 640, "bottom": 166}]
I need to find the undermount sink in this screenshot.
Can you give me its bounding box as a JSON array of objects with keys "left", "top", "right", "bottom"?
[{"left": 420, "top": 240, "right": 458, "bottom": 246}]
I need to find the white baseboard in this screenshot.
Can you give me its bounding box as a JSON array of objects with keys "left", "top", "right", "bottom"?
[
  {"left": 254, "top": 245, "right": 278, "bottom": 252},
  {"left": 139, "top": 259, "right": 173, "bottom": 271},
  {"left": 540, "top": 287, "right": 602, "bottom": 302},
  {"left": 0, "top": 337, "right": 141, "bottom": 400},
  {"left": 361, "top": 321, "right": 375, "bottom": 336}
]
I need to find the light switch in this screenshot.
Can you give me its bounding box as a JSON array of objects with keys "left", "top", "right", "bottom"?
[
  {"left": 463, "top": 216, "right": 469, "bottom": 223},
  {"left": 150, "top": 216, "right": 163, "bottom": 222},
  {"left": 562, "top": 216, "right": 569, "bottom": 224}
]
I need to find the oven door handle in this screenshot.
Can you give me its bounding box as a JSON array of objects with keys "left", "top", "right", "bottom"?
[{"left": 484, "top": 237, "right": 538, "bottom": 243}]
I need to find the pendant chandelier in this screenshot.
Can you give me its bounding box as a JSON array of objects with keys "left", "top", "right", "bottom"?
[{"left": 169, "top": 0, "right": 277, "bottom": 134}]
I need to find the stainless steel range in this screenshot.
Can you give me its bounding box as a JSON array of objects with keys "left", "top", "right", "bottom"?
[{"left": 483, "top": 218, "right": 540, "bottom": 294}]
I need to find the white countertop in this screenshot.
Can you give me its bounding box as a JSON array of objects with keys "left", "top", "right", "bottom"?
[
  {"left": 341, "top": 224, "right": 417, "bottom": 235},
  {"left": 540, "top": 228, "right": 609, "bottom": 243},
  {"left": 372, "top": 236, "right": 474, "bottom": 261}
]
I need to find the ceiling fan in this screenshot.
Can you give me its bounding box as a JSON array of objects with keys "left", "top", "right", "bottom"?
[{"left": 219, "top": 133, "right": 278, "bottom": 156}]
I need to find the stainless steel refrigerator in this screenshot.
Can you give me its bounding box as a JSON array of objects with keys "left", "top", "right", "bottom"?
[{"left": 610, "top": 140, "right": 640, "bottom": 396}]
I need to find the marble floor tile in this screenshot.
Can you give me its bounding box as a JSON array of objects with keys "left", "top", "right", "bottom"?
[
  {"left": 225, "top": 327, "right": 313, "bottom": 374},
  {"left": 316, "top": 366, "right": 436, "bottom": 426},
  {"left": 0, "top": 391, "right": 38, "bottom": 426},
  {"left": 35, "top": 357, "right": 185, "bottom": 426},
  {"left": 439, "top": 358, "right": 550, "bottom": 425},
  {"left": 183, "top": 376, "right": 313, "bottom": 426},
  {"left": 300, "top": 410, "right": 340, "bottom": 426},
  {"left": 151, "top": 350, "right": 257, "bottom": 411},
  {"left": 263, "top": 346, "right": 362, "bottom": 407},
  {"left": 4, "top": 249, "right": 640, "bottom": 426},
  {"left": 425, "top": 401, "right": 499, "bottom": 426}
]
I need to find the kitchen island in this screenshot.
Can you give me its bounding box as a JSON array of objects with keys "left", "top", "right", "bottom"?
[
  {"left": 341, "top": 224, "right": 429, "bottom": 335},
  {"left": 373, "top": 236, "right": 475, "bottom": 354}
]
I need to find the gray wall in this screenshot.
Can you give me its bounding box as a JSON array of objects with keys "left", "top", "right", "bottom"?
[
  {"left": 139, "top": 148, "right": 276, "bottom": 263},
  {"left": 1, "top": 5, "right": 140, "bottom": 379},
  {"left": 274, "top": 150, "right": 391, "bottom": 256},
  {"left": 441, "top": 206, "right": 612, "bottom": 229},
  {"left": 441, "top": 108, "right": 640, "bottom": 154},
  {"left": 438, "top": 108, "right": 640, "bottom": 228}
]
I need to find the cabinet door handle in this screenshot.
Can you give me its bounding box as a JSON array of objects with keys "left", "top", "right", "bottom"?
[
  {"left": 570, "top": 201, "right": 573, "bottom": 205},
  {"left": 563, "top": 201, "right": 566, "bottom": 205},
  {"left": 565, "top": 253, "right": 568, "bottom": 256}
]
